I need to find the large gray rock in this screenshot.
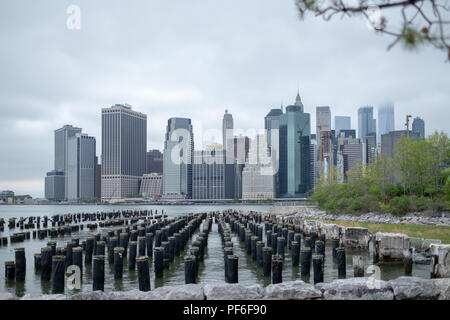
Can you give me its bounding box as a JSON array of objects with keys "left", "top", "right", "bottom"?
[
  {"left": 315, "top": 278, "right": 393, "bottom": 300},
  {"left": 20, "top": 293, "right": 66, "bottom": 300},
  {"left": 153, "top": 284, "right": 205, "bottom": 300},
  {"left": 264, "top": 280, "right": 321, "bottom": 299},
  {"left": 106, "top": 289, "right": 160, "bottom": 300},
  {"left": 388, "top": 277, "right": 441, "bottom": 300},
  {"left": 432, "top": 278, "right": 450, "bottom": 300},
  {"left": 0, "top": 292, "right": 16, "bottom": 300},
  {"left": 204, "top": 283, "right": 264, "bottom": 300},
  {"left": 376, "top": 232, "right": 410, "bottom": 262}
]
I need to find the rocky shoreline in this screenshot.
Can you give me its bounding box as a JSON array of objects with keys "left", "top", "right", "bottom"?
[
  {"left": 1, "top": 276, "right": 448, "bottom": 300},
  {"left": 269, "top": 206, "right": 450, "bottom": 227}
]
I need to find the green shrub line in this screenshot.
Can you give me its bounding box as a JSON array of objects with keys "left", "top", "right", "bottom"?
[{"left": 308, "top": 131, "right": 450, "bottom": 216}]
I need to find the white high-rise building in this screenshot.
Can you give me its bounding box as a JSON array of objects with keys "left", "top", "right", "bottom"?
[
  {"left": 101, "top": 104, "right": 147, "bottom": 201},
  {"left": 242, "top": 134, "right": 276, "bottom": 200}
]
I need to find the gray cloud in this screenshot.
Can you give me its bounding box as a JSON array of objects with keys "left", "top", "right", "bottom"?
[{"left": 0, "top": 0, "right": 449, "bottom": 197}]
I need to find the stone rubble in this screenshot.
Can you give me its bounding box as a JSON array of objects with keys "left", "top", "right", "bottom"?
[
  {"left": 268, "top": 206, "right": 450, "bottom": 227},
  {"left": 3, "top": 276, "right": 447, "bottom": 300}
]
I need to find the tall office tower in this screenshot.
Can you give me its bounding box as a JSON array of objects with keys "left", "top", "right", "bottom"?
[
  {"left": 381, "top": 130, "right": 421, "bottom": 158},
  {"left": 358, "top": 106, "right": 376, "bottom": 140},
  {"left": 309, "top": 138, "right": 318, "bottom": 190},
  {"left": 162, "top": 117, "right": 194, "bottom": 199},
  {"left": 222, "top": 110, "right": 234, "bottom": 163},
  {"left": 342, "top": 140, "right": 363, "bottom": 178},
  {"left": 231, "top": 135, "right": 250, "bottom": 199},
  {"left": 316, "top": 106, "right": 332, "bottom": 136},
  {"left": 363, "top": 132, "right": 377, "bottom": 164},
  {"left": 412, "top": 117, "right": 425, "bottom": 139},
  {"left": 278, "top": 92, "right": 311, "bottom": 197},
  {"left": 95, "top": 163, "right": 101, "bottom": 199},
  {"left": 54, "top": 125, "right": 82, "bottom": 199},
  {"left": 378, "top": 104, "right": 395, "bottom": 143},
  {"left": 101, "top": 104, "right": 147, "bottom": 201},
  {"left": 193, "top": 150, "right": 235, "bottom": 199},
  {"left": 334, "top": 116, "right": 351, "bottom": 137},
  {"left": 242, "top": 134, "right": 276, "bottom": 200},
  {"left": 67, "top": 133, "right": 96, "bottom": 200},
  {"left": 264, "top": 107, "right": 283, "bottom": 155},
  {"left": 146, "top": 149, "right": 163, "bottom": 174}
]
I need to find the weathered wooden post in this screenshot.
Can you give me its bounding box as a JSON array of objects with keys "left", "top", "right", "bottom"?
[
  {"left": 41, "top": 246, "right": 52, "bottom": 281},
  {"left": 108, "top": 236, "right": 118, "bottom": 263},
  {"left": 251, "top": 236, "right": 258, "bottom": 261},
  {"left": 403, "top": 249, "right": 413, "bottom": 275},
  {"left": 291, "top": 241, "right": 300, "bottom": 266},
  {"left": 34, "top": 253, "right": 42, "bottom": 271},
  {"left": 184, "top": 255, "right": 196, "bottom": 284},
  {"left": 15, "top": 248, "right": 26, "bottom": 281},
  {"left": 277, "top": 237, "right": 286, "bottom": 259},
  {"left": 300, "top": 248, "right": 312, "bottom": 277},
  {"left": 85, "top": 237, "right": 94, "bottom": 264},
  {"left": 138, "top": 236, "right": 146, "bottom": 257},
  {"left": 154, "top": 247, "right": 164, "bottom": 277},
  {"left": 5, "top": 261, "right": 15, "bottom": 280},
  {"left": 271, "top": 233, "right": 278, "bottom": 254},
  {"left": 72, "top": 247, "right": 83, "bottom": 280},
  {"left": 256, "top": 241, "right": 264, "bottom": 267},
  {"left": 262, "top": 247, "right": 272, "bottom": 277},
  {"left": 336, "top": 247, "right": 346, "bottom": 278},
  {"left": 272, "top": 255, "right": 283, "bottom": 284},
  {"left": 146, "top": 233, "right": 153, "bottom": 256},
  {"left": 114, "top": 247, "right": 124, "bottom": 279},
  {"left": 136, "top": 256, "right": 151, "bottom": 292},
  {"left": 353, "top": 255, "right": 364, "bottom": 277},
  {"left": 93, "top": 255, "right": 105, "bottom": 291},
  {"left": 227, "top": 254, "right": 239, "bottom": 283},
  {"left": 331, "top": 238, "right": 340, "bottom": 259},
  {"left": 51, "top": 255, "right": 66, "bottom": 293},
  {"left": 128, "top": 241, "right": 137, "bottom": 270},
  {"left": 224, "top": 247, "right": 233, "bottom": 281},
  {"left": 312, "top": 255, "right": 324, "bottom": 284}
]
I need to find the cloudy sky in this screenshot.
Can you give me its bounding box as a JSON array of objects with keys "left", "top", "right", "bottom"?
[{"left": 0, "top": 0, "right": 449, "bottom": 197}]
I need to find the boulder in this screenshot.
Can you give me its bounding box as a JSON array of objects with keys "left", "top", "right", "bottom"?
[
  {"left": 375, "top": 232, "right": 410, "bottom": 262},
  {"left": 432, "top": 278, "right": 450, "bottom": 300},
  {"left": 204, "top": 283, "right": 264, "bottom": 300},
  {"left": 0, "top": 292, "right": 16, "bottom": 300},
  {"left": 430, "top": 244, "right": 450, "bottom": 278},
  {"left": 315, "top": 278, "right": 393, "bottom": 300},
  {"left": 153, "top": 284, "right": 205, "bottom": 300},
  {"left": 20, "top": 293, "right": 66, "bottom": 300},
  {"left": 263, "top": 280, "right": 321, "bottom": 299},
  {"left": 342, "top": 227, "right": 371, "bottom": 248},
  {"left": 388, "top": 276, "right": 440, "bottom": 300}
]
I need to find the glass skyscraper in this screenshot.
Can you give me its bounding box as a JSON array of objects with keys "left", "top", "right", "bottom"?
[
  {"left": 412, "top": 117, "right": 425, "bottom": 139},
  {"left": 378, "top": 104, "right": 395, "bottom": 144},
  {"left": 358, "top": 106, "right": 376, "bottom": 140},
  {"left": 278, "top": 93, "right": 311, "bottom": 197},
  {"left": 163, "top": 117, "right": 194, "bottom": 199}
]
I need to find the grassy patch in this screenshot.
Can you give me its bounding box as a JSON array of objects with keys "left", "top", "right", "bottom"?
[{"left": 310, "top": 218, "right": 450, "bottom": 244}]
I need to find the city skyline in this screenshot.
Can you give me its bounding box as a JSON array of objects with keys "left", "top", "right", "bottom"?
[{"left": 1, "top": 0, "right": 449, "bottom": 197}]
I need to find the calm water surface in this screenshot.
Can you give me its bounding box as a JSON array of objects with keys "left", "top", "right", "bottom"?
[{"left": 0, "top": 205, "right": 429, "bottom": 297}]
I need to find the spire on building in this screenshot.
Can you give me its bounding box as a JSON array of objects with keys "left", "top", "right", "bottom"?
[{"left": 294, "top": 90, "right": 304, "bottom": 112}]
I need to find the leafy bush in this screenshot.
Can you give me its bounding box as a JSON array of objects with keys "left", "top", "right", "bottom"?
[{"left": 389, "top": 196, "right": 412, "bottom": 216}]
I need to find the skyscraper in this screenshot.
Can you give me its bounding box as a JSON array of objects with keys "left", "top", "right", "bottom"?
[
  {"left": 381, "top": 130, "right": 420, "bottom": 158},
  {"left": 101, "top": 104, "right": 147, "bottom": 201},
  {"left": 278, "top": 92, "right": 311, "bottom": 197},
  {"left": 378, "top": 104, "right": 395, "bottom": 143},
  {"left": 412, "top": 117, "right": 425, "bottom": 139},
  {"left": 67, "top": 133, "right": 96, "bottom": 200},
  {"left": 264, "top": 107, "right": 283, "bottom": 155},
  {"left": 54, "top": 125, "right": 82, "bottom": 198},
  {"left": 222, "top": 110, "right": 234, "bottom": 163},
  {"left": 163, "top": 117, "right": 194, "bottom": 199},
  {"left": 358, "top": 106, "right": 376, "bottom": 140},
  {"left": 334, "top": 116, "right": 351, "bottom": 137},
  {"left": 316, "top": 106, "right": 331, "bottom": 136}
]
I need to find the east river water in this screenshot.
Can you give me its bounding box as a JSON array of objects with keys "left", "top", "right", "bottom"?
[{"left": 0, "top": 204, "right": 430, "bottom": 297}]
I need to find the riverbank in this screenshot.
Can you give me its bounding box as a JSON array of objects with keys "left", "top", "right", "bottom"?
[
  {"left": 269, "top": 206, "right": 450, "bottom": 227},
  {"left": 1, "top": 276, "right": 448, "bottom": 300}
]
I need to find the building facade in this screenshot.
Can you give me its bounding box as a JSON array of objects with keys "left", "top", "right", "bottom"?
[
  {"left": 316, "top": 106, "right": 331, "bottom": 136},
  {"left": 44, "top": 170, "right": 65, "bottom": 201},
  {"left": 378, "top": 104, "right": 395, "bottom": 144},
  {"left": 278, "top": 93, "right": 311, "bottom": 197},
  {"left": 412, "top": 117, "right": 425, "bottom": 139},
  {"left": 358, "top": 106, "right": 376, "bottom": 140},
  {"left": 162, "top": 117, "right": 194, "bottom": 199},
  {"left": 264, "top": 108, "right": 283, "bottom": 156},
  {"left": 146, "top": 149, "right": 163, "bottom": 174},
  {"left": 139, "top": 173, "right": 163, "bottom": 199},
  {"left": 101, "top": 104, "right": 147, "bottom": 200},
  {"left": 381, "top": 130, "right": 421, "bottom": 159},
  {"left": 334, "top": 116, "right": 351, "bottom": 137}
]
